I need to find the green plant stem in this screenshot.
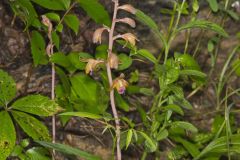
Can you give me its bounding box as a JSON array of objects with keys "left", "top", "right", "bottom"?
[
  {"left": 216, "top": 46, "right": 239, "bottom": 110},
  {"left": 106, "top": 0, "right": 121, "bottom": 159},
  {"left": 157, "top": 3, "right": 177, "bottom": 62},
  {"left": 55, "top": 2, "right": 77, "bottom": 32},
  {"left": 164, "top": 0, "right": 186, "bottom": 64}
]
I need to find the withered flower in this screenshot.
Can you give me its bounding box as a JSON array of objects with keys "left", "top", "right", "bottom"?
[
  {"left": 41, "top": 15, "right": 52, "bottom": 35},
  {"left": 93, "top": 27, "right": 109, "bottom": 44},
  {"left": 112, "top": 73, "right": 128, "bottom": 94},
  {"left": 108, "top": 53, "right": 119, "bottom": 69},
  {"left": 116, "top": 18, "right": 136, "bottom": 28},
  {"left": 118, "top": 4, "right": 136, "bottom": 14},
  {"left": 121, "top": 33, "right": 139, "bottom": 46},
  {"left": 84, "top": 59, "right": 104, "bottom": 75}
]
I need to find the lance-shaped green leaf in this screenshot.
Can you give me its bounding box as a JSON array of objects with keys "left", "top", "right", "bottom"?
[
  {"left": 12, "top": 111, "right": 51, "bottom": 141},
  {"left": 194, "top": 134, "right": 240, "bottom": 160},
  {"left": 137, "top": 49, "right": 157, "bottom": 63},
  {"left": 77, "top": 0, "right": 111, "bottom": 26},
  {"left": 0, "top": 69, "right": 16, "bottom": 106},
  {"left": 207, "top": 0, "right": 218, "bottom": 12},
  {"left": 135, "top": 9, "right": 167, "bottom": 49},
  {"left": 35, "top": 141, "right": 101, "bottom": 160},
  {"left": 171, "top": 121, "right": 198, "bottom": 133},
  {"left": 12, "top": 95, "right": 62, "bottom": 117},
  {"left": 59, "top": 112, "right": 102, "bottom": 119},
  {"left": 0, "top": 111, "right": 16, "bottom": 160},
  {"left": 175, "top": 20, "right": 228, "bottom": 37},
  {"left": 138, "top": 131, "right": 157, "bottom": 152}
]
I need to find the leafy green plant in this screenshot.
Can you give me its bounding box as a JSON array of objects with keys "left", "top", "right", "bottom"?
[
  {"left": 0, "top": 69, "right": 61, "bottom": 159},
  {"left": 3, "top": 0, "right": 240, "bottom": 159}
]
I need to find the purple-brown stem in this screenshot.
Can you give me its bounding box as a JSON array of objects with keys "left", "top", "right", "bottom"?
[{"left": 107, "top": 0, "right": 121, "bottom": 159}]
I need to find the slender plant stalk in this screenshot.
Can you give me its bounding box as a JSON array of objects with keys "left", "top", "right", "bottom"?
[
  {"left": 106, "top": 0, "right": 121, "bottom": 159},
  {"left": 51, "top": 63, "right": 56, "bottom": 158}
]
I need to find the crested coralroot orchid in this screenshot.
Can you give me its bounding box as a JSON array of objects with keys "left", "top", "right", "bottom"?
[
  {"left": 112, "top": 73, "right": 128, "bottom": 94},
  {"left": 83, "top": 59, "right": 104, "bottom": 75},
  {"left": 108, "top": 53, "right": 119, "bottom": 69},
  {"left": 114, "top": 33, "right": 139, "bottom": 47},
  {"left": 118, "top": 4, "right": 136, "bottom": 14},
  {"left": 93, "top": 26, "right": 109, "bottom": 44}
]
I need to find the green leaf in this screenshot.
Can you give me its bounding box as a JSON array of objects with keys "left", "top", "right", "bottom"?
[
  {"left": 25, "top": 147, "right": 50, "bottom": 160},
  {"left": 68, "top": 52, "right": 92, "bottom": 70},
  {"left": 157, "top": 65, "right": 180, "bottom": 87},
  {"left": 194, "top": 134, "right": 240, "bottom": 160},
  {"left": 12, "top": 111, "right": 51, "bottom": 141},
  {"left": 138, "top": 131, "right": 157, "bottom": 152},
  {"left": 193, "top": 0, "right": 199, "bottom": 12},
  {"left": 174, "top": 136, "right": 200, "bottom": 158},
  {"left": 64, "top": 14, "right": 80, "bottom": 35},
  {"left": 0, "top": 111, "right": 16, "bottom": 160},
  {"left": 31, "top": 31, "right": 48, "bottom": 66},
  {"left": 59, "top": 112, "right": 102, "bottom": 119},
  {"left": 35, "top": 141, "right": 101, "bottom": 160},
  {"left": 207, "top": 0, "right": 218, "bottom": 12},
  {"left": 169, "top": 95, "right": 193, "bottom": 110},
  {"left": 95, "top": 45, "right": 108, "bottom": 60},
  {"left": 171, "top": 121, "right": 198, "bottom": 133},
  {"left": 12, "top": 95, "right": 62, "bottom": 116},
  {"left": 175, "top": 54, "right": 200, "bottom": 70},
  {"left": 118, "top": 54, "right": 132, "bottom": 70},
  {"left": 30, "top": 0, "right": 68, "bottom": 10},
  {"left": 52, "top": 31, "right": 60, "bottom": 50},
  {"left": 115, "top": 93, "right": 130, "bottom": 112},
  {"left": 135, "top": 9, "right": 167, "bottom": 48},
  {"left": 45, "top": 13, "right": 60, "bottom": 22},
  {"left": 56, "top": 67, "right": 71, "bottom": 95},
  {"left": 157, "top": 129, "right": 168, "bottom": 141},
  {"left": 50, "top": 52, "right": 75, "bottom": 72},
  {"left": 176, "top": 20, "right": 228, "bottom": 37},
  {"left": 180, "top": 69, "right": 207, "bottom": 78},
  {"left": 126, "top": 129, "right": 133, "bottom": 149},
  {"left": 9, "top": 0, "right": 39, "bottom": 28},
  {"left": 70, "top": 74, "right": 108, "bottom": 114},
  {"left": 0, "top": 69, "right": 16, "bottom": 106},
  {"left": 165, "top": 104, "right": 184, "bottom": 116},
  {"left": 77, "top": 0, "right": 111, "bottom": 26},
  {"left": 232, "top": 59, "right": 240, "bottom": 76},
  {"left": 225, "top": 10, "right": 239, "bottom": 21},
  {"left": 137, "top": 49, "right": 157, "bottom": 63}
]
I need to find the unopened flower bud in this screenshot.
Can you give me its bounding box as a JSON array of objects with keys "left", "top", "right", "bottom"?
[
  {"left": 93, "top": 27, "right": 108, "bottom": 44},
  {"left": 118, "top": 4, "right": 136, "bottom": 14},
  {"left": 109, "top": 53, "right": 119, "bottom": 69},
  {"left": 112, "top": 73, "right": 128, "bottom": 94},
  {"left": 116, "top": 18, "right": 136, "bottom": 28}
]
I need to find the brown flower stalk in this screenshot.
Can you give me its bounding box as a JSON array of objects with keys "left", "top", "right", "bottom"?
[
  {"left": 41, "top": 15, "right": 56, "bottom": 158},
  {"left": 92, "top": 1, "right": 137, "bottom": 159},
  {"left": 106, "top": 0, "right": 121, "bottom": 159}
]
